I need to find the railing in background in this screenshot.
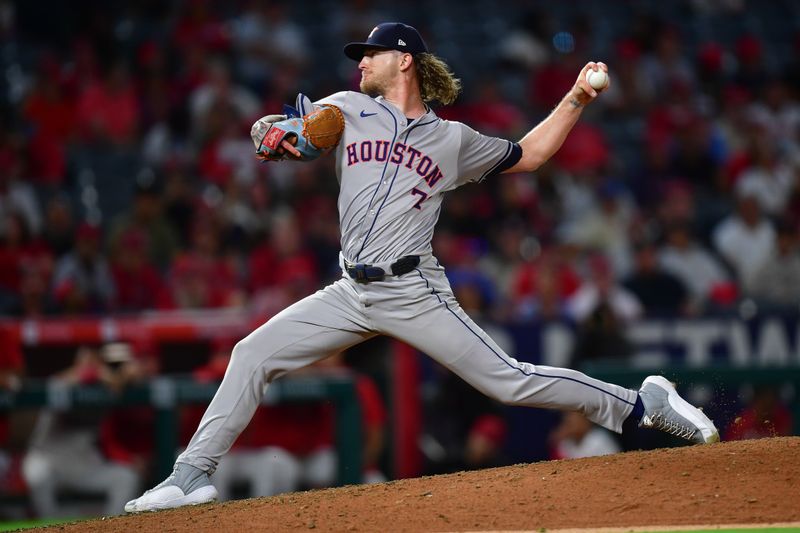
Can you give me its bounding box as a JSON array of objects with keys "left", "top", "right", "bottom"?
[
  {"left": 6, "top": 312, "right": 800, "bottom": 368},
  {"left": 0, "top": 375, "right": 363, "bottom": 486}
]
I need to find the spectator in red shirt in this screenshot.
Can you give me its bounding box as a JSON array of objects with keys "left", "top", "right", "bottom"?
[
  {"left": 171, "top": 0, "right": 231, "bottom": 53},
  {"left": 528, "top": 46, "right": 586, "bottom": 114},
  {"left": 22, "top": 56, "right": 75, "bottom": 186},
  {"left": 15, "top": 259, "right": 53, "bottom": 318},
  {"left": 552, "top": 121, "right": 610, "bottom": 175},
  {"left": 733, "top": 34, "right": 768, "bottom": 96},
  {"left": 75, "top": 60, "right": 140, "bottom": 146},
  {"left": 440, "top": 79, "right": 525, "bottom": 137},
  {"left": 23, "top": 55, "right": 76, "bottom": 142},
  {"left": 510, "top": 247, "right": 580, "bottom": 321},
  {"left": 0, "top": 211, "right": 53, "bottom": 315},
  {"left": 110, "top": 228, "right": 169, "bottom": 312},
  {"left": 162, "top": 214, "right": 243, "bottom": 310},
  {"left": 249, "top": 212, "right": 319, "bottom": 298}
]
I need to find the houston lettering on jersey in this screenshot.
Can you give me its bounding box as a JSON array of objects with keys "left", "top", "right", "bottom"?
[{"left": 346, "top": 140, "right": 444, "bottom": 187}]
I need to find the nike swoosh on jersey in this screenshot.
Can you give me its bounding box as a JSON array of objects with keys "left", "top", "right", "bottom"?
[{"left": 360, "top": 110, "right": 378, "bottom": 117}]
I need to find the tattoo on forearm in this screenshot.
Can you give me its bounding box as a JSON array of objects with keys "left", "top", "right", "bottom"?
[{"left": 569, "top": 97, "right": 583, "bottom": 108}]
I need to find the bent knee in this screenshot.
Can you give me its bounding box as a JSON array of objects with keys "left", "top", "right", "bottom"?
[{"left": 230, "top": 338, "right": 261, "bottom": 368}]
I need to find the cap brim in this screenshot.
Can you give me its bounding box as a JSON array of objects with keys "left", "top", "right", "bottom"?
[{"left": 343, "top": 42, "right": 392, "bottom": 61}]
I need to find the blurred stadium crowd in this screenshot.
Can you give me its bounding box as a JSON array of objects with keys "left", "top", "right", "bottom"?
[
  {"left": 1, "top": 0, "right": 799, "bottom": 520},
  {"left": 1, "top": 0, "right": 799, "bottom": 321}
]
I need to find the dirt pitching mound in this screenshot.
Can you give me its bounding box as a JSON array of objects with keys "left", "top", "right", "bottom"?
[{"left": 43, "top": 437, "right": 799, "bottom": 532}]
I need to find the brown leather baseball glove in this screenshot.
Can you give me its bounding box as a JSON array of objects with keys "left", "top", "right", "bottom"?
[{"left": 252, "top": 104, "right": 344, "bottom": 162}]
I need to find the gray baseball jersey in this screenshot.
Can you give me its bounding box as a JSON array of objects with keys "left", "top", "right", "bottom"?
[
  {"left": 317, "top": 91, "right": 518, "bottom": 264},
  {"left": 178, "top": 91, "right": 638, "bottom": 474}
]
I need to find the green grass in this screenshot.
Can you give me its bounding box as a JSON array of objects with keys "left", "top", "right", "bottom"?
[
  {"left": 636, "top": 527, "right": 800, "bottom": 533},
  {"left": 0, "top": 517, "right": 85, "bottom": 531}
]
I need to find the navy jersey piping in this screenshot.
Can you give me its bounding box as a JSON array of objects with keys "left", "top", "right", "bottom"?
[
  {"left": 356, "top": 113, "right": 440, "bottom": 259},
  {"left": 414, "top": 269, "right": 635, "bottom": 407},
  {"left": 478, "top": 141, "right": 521, "bottom": 182},
  {"left": 355, "top": 100, "right": 398, "bottom": 261},
  {"left": 407, "top": 116, "right": 440, "bottom": 133}
]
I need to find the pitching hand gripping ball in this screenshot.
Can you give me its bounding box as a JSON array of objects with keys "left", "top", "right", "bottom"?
[{"left": 585, "top": 68, "right": 609, "bottom": 90}]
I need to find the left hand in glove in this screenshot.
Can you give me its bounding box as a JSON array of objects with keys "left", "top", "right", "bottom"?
[{"left": 251, "top": 103, "right": 345, "bottom": 162}]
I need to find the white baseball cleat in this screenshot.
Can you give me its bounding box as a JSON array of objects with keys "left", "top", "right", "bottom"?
[
  {"left": 125, "top": 463, "right": 218, "bottom": 513},
  {"left": 638, "top": 375, "right": 720, "bottom": 444}
]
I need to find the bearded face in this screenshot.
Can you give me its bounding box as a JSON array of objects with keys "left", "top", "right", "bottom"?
[
  {"left": 360, "top": 71, "right": 390, "bottom": 96},
  {"left": 359, "top": 49, "right": 401, "bottom": 97}
]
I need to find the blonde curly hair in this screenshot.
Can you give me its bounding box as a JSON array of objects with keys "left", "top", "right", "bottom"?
[{"left": 415, "top": 53, "right": 462, "bottom": 106}]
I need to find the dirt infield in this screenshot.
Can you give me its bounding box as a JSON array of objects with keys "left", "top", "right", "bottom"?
[{"left": 41, "top": 437, "right": 799, "bottom": 532}]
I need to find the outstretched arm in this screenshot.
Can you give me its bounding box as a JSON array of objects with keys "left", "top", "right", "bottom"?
[{"left": 503, "top": 61, "right": 609, "bottom": 174}]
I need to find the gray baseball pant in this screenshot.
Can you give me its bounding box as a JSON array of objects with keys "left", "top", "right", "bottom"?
[{"left": 177, "top": 255, "right": 637, "bottom": 472}]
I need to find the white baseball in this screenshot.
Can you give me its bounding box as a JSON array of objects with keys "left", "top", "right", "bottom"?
[{"left": 585, "top": 68, "right": 608, "bottom": 90}]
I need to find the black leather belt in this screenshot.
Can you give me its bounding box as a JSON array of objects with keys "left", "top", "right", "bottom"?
[{"left": 345, "top": 255, "right": 420, "bottom": 283}]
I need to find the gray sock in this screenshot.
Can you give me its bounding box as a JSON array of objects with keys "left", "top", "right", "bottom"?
[
  {"left": 154, "top": 463, "right": 211, "bottom": 494},
  {"left": 174, "top": 463, "right": 211, "bottom": 494}
]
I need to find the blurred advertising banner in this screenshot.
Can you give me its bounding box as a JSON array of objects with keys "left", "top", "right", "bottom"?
[{"left": 508, "top": 314, "right": 800, "bottom": 369}]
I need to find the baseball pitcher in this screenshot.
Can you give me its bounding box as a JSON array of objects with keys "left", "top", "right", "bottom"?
[{"left": 126, "top": 22, "right": 718, "bottom": 513}]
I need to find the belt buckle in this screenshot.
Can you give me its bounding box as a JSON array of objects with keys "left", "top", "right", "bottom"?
[
  {"left": 348, "top": 263, "right": 385, "bottom": 284},
  {"left": 351, "top": 263, "right": 369, "bottom": 283}
]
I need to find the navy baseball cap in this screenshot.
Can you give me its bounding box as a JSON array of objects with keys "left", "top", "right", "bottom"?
[{"left": 344, "top": 22, "right": 428, "bottom": 61}]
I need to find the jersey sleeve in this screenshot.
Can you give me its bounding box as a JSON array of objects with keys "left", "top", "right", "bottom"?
[
  {"left": 455, "top": 122, "right": 522, "bottom": 186},
  {"left": 314, "top": 91, "right": 351, "bottom": 113}
]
